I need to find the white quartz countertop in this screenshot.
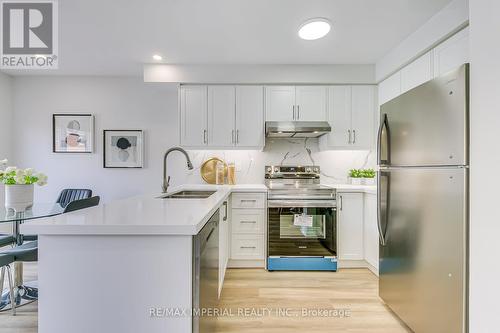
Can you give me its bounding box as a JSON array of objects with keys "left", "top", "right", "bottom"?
[{"left": 21, "top": 184, "right": 267, "bottom": 236}]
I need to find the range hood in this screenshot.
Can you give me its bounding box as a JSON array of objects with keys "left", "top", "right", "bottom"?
[{"left": 265, "top": 121, "right": 331, "bottom": 138}]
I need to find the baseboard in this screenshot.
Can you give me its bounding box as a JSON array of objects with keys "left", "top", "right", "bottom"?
[
  {"left": 338, "top": 259, "right": 379, "bottom": 276},
  {"left": 228, "top": 259, "right": 265, "bottom": 268}
]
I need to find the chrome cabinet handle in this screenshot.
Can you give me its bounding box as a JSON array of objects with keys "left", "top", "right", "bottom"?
[
  {"left": 297, "top": 105, "right": 300, "bottom": 120},
  {"left": 353, "top": 130, "right": 356, "bottom": 144},
  {"left": 240, "top": 246, "right": 256, "bottom": 249},
  {"left": 203, "top": 129, "right": 207, "bottom": 144},
  {"left": 236, "top": 130, "right": 239, "bottom": 144},
  {"left": 223, "top": 201, "right": 228, "bottom": 221},
  {"left": 348, "top": 130, "right": 351, "bottom": 144},
  {"left": 231, "top": 130, "right": 235, "bottom": 144},
  {"left": 292, "top": 105, "right": 295, "bottom": 120},
  {"left": 339, "top": 195, "right": 343, "bottom": 210},
  {"left": 241, "top": 199, "right": 256, "bottom": 202},
  {"left": 240, "top": 221, "right": 256, "bottom": 224}
]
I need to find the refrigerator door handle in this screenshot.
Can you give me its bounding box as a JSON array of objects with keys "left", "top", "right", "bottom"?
[
  {"left": 377, "top": 113, "right": 391, "bottom": 165},
  {"left": 377, "top": 170, "right": 389, "bottom": 246}
]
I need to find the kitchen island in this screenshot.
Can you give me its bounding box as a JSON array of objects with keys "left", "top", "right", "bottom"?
[{"left": 20, "top": 184, "right": 266, "bottom": 333}]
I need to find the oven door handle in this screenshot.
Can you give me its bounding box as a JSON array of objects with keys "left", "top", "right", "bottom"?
[{"left": 267, "top": 200, "right": 336, "bottom": 208}]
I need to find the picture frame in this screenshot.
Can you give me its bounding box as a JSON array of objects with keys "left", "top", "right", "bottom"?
[
  {"left": 53, "top": 114, "right": 94, "bottom": 153},
  {"left": 103, "top": 130, "right": 144, "bottom": 168}
]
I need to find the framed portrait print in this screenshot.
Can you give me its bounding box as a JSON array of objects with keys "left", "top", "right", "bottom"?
[
  {"left": 103, "top": 130, "right": 144, "bottom": 168},
  {"left": 53, "top": 114, "right": 94, "bottom": 153}
]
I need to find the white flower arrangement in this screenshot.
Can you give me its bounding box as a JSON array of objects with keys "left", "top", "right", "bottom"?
[{"left": 0, "top": 159, "right": 48, "bottom": 186}]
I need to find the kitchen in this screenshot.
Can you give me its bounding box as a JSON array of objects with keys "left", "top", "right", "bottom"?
[{"left": 0, "top": 0, "right": 498, "bottom": 332}]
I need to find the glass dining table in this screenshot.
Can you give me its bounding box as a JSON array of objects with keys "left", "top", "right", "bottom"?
[{"left": 0, "top": 203, "right": 65, "bottom": 311}]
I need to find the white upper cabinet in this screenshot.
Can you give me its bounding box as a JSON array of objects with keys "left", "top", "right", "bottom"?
[
  {"left": 180, "top": 85, "right": 264, "bottom": 149},
  {"left": 433, "top": 26, "right": 469, "bottom": 77},
  {"left": 338, "top": 192, "right": 364, "bottom": 261},
  {"left": 378, "top": 27, "right": 469, "bottom": 106},
  {"left": 208, "top": 86, "right": 235, "bottom": 147},
  {"left": 378, "top": 71, "right": 401, "bottom": 106},
  {"left": 180, "top": 85, "right": 207, "bottom": 147},
  {"left": 295, "top": 86, "right": 327, "bottom": 121},
  {"left": 235, "top": 86, "right": 264, "bottom": 148},
  {"left": 265, "top": 86, "right": 328, "bottom": 121},
  {"left": 351, "top": 86, "right": 375, "bottom": 149},
  {"left": 401, "top": 51, "right": 433, "bottom": 94},
  {"left": 321, "top": 85, "right": 375, "bottom": 150},
  {"left": 326, "top": 86, "right": 352, "bottom": 148},
  {"left": 265, "top": 86, "right": 295, "bottom": 121}
]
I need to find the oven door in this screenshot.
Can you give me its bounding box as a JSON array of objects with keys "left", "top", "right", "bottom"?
[{"left": 268, "top": 200, "right": 336, "bottom": 257}]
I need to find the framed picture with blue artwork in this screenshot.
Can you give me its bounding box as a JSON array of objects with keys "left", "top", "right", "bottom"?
[
  {"left": 103, "top": 130, "right": 144, "bottom": 168},
  {"left": 53, "top": 114, "right": 94, "bottom": 153}
]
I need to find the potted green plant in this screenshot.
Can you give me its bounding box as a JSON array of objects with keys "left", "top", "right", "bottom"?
[
  {"left": 0, "top": 159, "right": 47, "bottom": 212},
  {"left": 349, "top": 169, "right": 363, "bottom": 185},
  {"left": 361, "top": 168, "right": 376, "bottom": 185}
]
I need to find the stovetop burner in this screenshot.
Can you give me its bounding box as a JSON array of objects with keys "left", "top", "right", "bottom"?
[{"left": 265, "top": 165, "right": 336, "bottom": 200}]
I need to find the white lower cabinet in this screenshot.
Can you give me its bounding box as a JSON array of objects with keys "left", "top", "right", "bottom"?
[
  {"left": 229, "top": 192, "right": 266, "bottom": 267},
  {"left": 337, "top": 192, "right": 364, "bottom": 261},
  {"left": 363, "top": 193, "right": 379, "bottom": 272}
]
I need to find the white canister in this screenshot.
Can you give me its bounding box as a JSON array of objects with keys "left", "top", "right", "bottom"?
[{"left": 5, "top": 184, "right": 34, "bottom": 212}]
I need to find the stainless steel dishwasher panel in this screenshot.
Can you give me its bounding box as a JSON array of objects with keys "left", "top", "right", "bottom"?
[{"left": 193, "top": 210, "right": 219, "bottom": 333}]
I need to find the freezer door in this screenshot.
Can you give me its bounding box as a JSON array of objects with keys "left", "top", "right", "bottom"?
[
  {"left": 379, "top": 64, "right": 468, "bottom": 167},
  {"left": 379, "top": 167, "right": 467, "bottom": 333}
]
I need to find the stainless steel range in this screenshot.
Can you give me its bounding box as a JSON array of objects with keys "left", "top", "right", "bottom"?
[{"left": 266, "top": 165, "right": 337, "bottom": 271}]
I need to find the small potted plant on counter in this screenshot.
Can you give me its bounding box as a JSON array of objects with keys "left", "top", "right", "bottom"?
[
  {"left": 349, "top": 169, "right": 364, "bottom": 185},
  {"left": 361, "top": 169, "right": 376, "bottom": 185},
  {"left": 0, "top": 159, "right": 48, "bottom": 212}
]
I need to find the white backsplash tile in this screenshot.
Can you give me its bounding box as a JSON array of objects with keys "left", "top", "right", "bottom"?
[{"left": 183, "top": 138, "right": 375, "bottom": 185}]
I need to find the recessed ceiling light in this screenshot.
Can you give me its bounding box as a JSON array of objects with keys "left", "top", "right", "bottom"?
[
  {"left": 298, "top": 18, "right": 331, "bottom": 40},
  {"left": 152, "top": 54, "right": 162, "bottom": 61}
]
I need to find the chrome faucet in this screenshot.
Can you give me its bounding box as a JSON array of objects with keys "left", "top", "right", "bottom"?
[{"left": 163, "top": 147, "right": 194, "bottom": 193}]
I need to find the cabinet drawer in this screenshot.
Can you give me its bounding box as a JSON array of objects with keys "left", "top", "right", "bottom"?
[
  {"left": 231, "top": 193, "right": 266, "bottom": 209},
  {"left": 232, "top": 209, "right": 265, "bottom": 234},
  {"left": 230, "top": 234, "right": 265, "bottom": 260}
]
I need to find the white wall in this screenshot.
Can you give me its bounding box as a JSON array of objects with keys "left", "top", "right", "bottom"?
[
  {"left": 12, "top": 77, "right": 179, "bottom": 203},
  {"left": 144, "top": 64, "right": 376, "bottom": 84},
  {"left": 376, "top": 0, "right": 469, "bottom": 81},
  {"left": 11, "top": 76, "right": 375, "bottom": 203},
  {"left": 0, "top": 71, "right": 13, "bottom": 204},
  {"left": 468, "top": 0, "right": 500, "bottom": 331}
]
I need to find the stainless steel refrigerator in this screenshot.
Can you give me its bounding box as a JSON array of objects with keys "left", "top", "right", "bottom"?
[{"left": 377, "top": 64, "right": 469, "bottom": 333}]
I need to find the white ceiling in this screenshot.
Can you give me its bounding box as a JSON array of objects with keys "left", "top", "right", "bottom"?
[{"left": 4, "top": 0, "right": 453, "bottom": 76}]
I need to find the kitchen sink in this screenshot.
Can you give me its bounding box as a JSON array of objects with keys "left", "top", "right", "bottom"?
[{"left": 160, "top": 190, "right": 216, "bottom": 199}]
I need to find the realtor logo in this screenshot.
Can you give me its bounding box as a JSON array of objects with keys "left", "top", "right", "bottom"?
[{"left": 1, "top": 0, "right": 58, "bottom": 69}]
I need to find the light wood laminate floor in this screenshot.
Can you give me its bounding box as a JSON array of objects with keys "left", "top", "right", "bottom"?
[{"left": 0, "top": 264, "right": 409, "bottom": 333}]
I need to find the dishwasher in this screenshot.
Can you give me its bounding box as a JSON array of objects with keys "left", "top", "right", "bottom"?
[{"left": 192, "top": 209, "right": 219, "bottom": 333}]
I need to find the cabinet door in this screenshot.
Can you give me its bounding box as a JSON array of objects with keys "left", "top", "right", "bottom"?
[
  {"left": 208, "top": 86, "right": 235, "bottom": 147},
  {"left": 265, "top": 86, "right": 295, "bottom": 121},
  {"left": 351, "top": 86, "right": 375, "bottom": 149},
  {"left": 326, "top": 86, "right": 352, "bottom": 147},
  {"left": 378, "top": 71, "right": 401, "bottom": 106},
  {"left": 180, "top": 85, "right": 207, "bottom": 147},
  {"left": 401, "top": 51, "right": 433, "bottom": 93},
  {"left": 363, "top": 193, "right": 378, "bottom": 271},
  {"left": 235, "top": 86, "right": 264, "bottom": 148},
  {"left": 338, "top": 193, "right": 364, "bottom": 260},
  {"left": 295, "top": 86, "right": 327, "bottom": 121},
  {"left": 433, "top": 27, "right": 469, "bottom": 77}
]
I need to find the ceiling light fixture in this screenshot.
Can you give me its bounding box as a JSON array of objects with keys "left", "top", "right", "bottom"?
[
  {"left": 298, "top": 18, "right": 331, "bottom": 40},
  {"left": 152, "top": 54, "right": 162, "bottom": 61}
]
